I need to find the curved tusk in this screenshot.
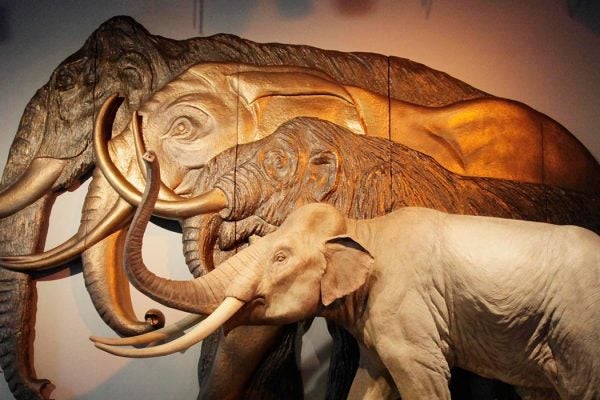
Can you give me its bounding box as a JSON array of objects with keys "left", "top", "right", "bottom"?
[
  {"left": 131, "top": 111, "right": 180, "bottom": 202},
  {"left": 90, "top": 314, "right": 204, "bottom": 346},
  {"left": 0, "top": 157, "right": 66, "bottom": 219},
  {"left": 91, "top": 297, "right": 244, "bottom": 358},
  {"left": 94, "top": 94, "right": 229, "bottom": 220},
  {"left": 0, "top": 198, "right": 133, "bottom": 271}
]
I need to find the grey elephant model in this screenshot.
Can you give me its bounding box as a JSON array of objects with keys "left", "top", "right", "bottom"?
[{"left": 93, "top": 153, "right": 600, "bottom": 399}]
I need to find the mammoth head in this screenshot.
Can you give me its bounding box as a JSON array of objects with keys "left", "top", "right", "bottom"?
[
  {"left": 124, "top": 62, "right": 365, "bottom": 191},
  {"left": 0, "top": 16, "right": 171, "bottom": 219}
]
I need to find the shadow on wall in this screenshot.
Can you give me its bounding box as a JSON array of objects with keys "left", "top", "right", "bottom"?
[
  {"left": 0, "top": 6, "right": 9, "bottom": 43},
  {"left": 568, "top": 0, "right": 600, "bottom": 35}
]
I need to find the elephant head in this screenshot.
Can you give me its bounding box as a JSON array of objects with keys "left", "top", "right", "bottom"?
[{"left": 91, "top": 153, "right": 369, "bottom": 359}]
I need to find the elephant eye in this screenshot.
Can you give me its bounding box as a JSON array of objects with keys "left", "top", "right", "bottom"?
[
  {"left": 164, "top": 111, "right": 210, "bottom": 142},
  {"left": 263, "top": 149, "right": 293, "bottom": 182},
  {"left": 121, "top": 67, "right": 142, "bottom": 88},
  {"left": 168, "top": 117, "right": 194, "bottom": 139},
  {"left": 273, "top": 251, "right": 288, "bottom": 264},
  {"left": 55, "top": 69, "right": 75, "bottom": 91}
]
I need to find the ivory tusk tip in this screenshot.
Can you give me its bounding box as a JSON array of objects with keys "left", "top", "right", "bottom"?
[
  {"left": 90, "top": 335, "right": 125, "bottom": 346},
  {"left": 93, "top": 342, "right": 120, "bottom": 356}
]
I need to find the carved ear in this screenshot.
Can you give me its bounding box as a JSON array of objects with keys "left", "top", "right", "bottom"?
[
  {"left": 234, "top": 70, "right": 354, "bottom": 105},
  {"left": 303, "top": 150, "right": 340, "bottom": 202},
  {"left": 321, "top": 236, "right": 374, "bottom": 306}
]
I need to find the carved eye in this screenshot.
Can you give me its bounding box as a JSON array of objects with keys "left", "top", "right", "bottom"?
[
  {"left": 55, "top": 69, "right": 75, "bottom": 91},
  {"left": 121, "top": 67, "right": 142, "bottom": 87},
  {"left": 263, "top": 149, "right": 293, "bottom": 182},
  {"left": 273, "top": 251, "right": 288, "bottom": 264},
  {"left": 167, "top": 116, "right": 197, "bottom": 140}
]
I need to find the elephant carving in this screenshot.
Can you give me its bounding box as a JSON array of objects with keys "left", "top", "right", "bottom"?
[
  {"left": 1, "top": 15, "right": 599, "bottom": 400},
  {"left": 93, "top": 154, "right": 600, "bottom": 400}
]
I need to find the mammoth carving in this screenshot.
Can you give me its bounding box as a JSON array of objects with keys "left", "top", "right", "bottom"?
[
  {"left": 1, "top": 15, "right": 599, "bottom": 400},
  {"left": 93, "top": 154, "right": 600, "bottom": 400}
]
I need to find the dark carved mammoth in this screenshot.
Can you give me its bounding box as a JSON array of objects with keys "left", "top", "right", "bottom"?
[{"left": 1, "top": 15, "right": 599, "bottom": 400}]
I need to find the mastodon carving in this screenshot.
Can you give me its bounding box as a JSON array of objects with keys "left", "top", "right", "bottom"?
[{"left": 0, "top": 15, "right": 598, "bottom": 400}]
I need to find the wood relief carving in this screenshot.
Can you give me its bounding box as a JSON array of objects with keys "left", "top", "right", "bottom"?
[{"left": 0, "top": 16, "right": 598, "bottom": 400}]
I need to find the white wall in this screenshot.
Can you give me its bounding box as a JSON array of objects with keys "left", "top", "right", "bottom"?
[{"left": 0, "top": 1, "right": 598, "bottom": 399}]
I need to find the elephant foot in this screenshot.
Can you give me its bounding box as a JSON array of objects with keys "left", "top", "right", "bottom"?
[{"left": 9, "top": 378, "right": 54, "bottom": 400}]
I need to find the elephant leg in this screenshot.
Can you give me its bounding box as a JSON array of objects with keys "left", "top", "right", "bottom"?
[
  {"left": 243, "top": 323, "right": 304, "bottom": 400},
  {"left": 347, "top": 342, "right": 398, "bottom": 400},
  {"left": 449, "top": 368, "right": 520, "bottom": 399},
  {"left": 0, "top": 198, "right": 54, "bottom": 400},
  {"left": 325, "top": 321, "right": 360, "bottom": 400},
  {"left": 197, "top": 325, "right": 299, "bottom": 399}
]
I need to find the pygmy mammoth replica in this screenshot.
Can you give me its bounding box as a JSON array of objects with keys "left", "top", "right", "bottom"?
[{"left": 93, "top": 153, "right": 600, "bottom": 400}]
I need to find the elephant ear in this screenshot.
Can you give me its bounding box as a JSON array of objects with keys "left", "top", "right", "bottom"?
[
  {"left": 234, "top": 70, "right": 354, "bottom": 105},
  {"left": 302, "top": 150, "right": 340, "bottom": 202},
  {"left": 321, "top": 236, "right": 374, "bottom": 306}
]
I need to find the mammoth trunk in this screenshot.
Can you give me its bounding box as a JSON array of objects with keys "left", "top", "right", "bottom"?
[
  {"left": 215, "top": 162, "right": 271, "bottom": 222},
  {"left": 0, "top": 200, "right": 54, "bottom": 400},
  {"left": 0, "top": 85, "right": 56, "bottom": 400},
  {"left": 125, "top": 153, "right": 262, "bottom": 315},
  {"left": 182, "top": 213, "right": 223, "bottom": 277},
  {"left": 80, "top": 169, "right": 160, "bottom": 336}
]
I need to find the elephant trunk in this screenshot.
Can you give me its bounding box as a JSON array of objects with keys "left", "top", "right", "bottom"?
[
  {"left": 0, "top": 85, "right": 55, "bottom": 399},
  {"left": 215, "top": 161, "right": 271, "bottom": 222},
  {"left": 81, "top": 167, "right": 164, "bottom": 336},
  {"left": 182, "top": 213, "right": 222, "bottom": 277},
  {"left": 125, "top": 152, "right": 261, "bottom": 315}
]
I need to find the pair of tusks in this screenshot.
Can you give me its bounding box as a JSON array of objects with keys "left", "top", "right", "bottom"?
[{"left": 91, "top": 297, "right": 245, "bottom": 358}]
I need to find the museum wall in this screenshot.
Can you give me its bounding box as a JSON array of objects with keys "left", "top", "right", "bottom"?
[{"left": 0, "top": 1, "right": 598, "bottom": 398}]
